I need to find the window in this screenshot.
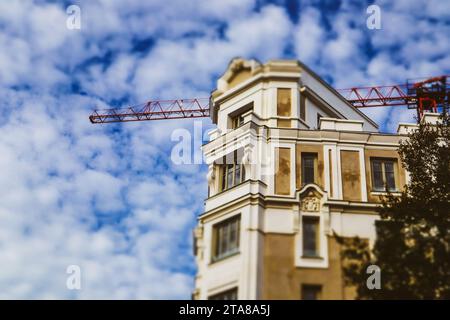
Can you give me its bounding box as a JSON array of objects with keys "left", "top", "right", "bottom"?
[
  {"left": 301, "top": 153, "right": 317, "bottom": 185},
  {"left": 219, "top": 151, "right": 246, "bottom": 192},
  {"left": 371, "top": 159, "right": 396, "bottom": 191},
  {"left": 209, "top": 288, "right": 238, "bottom": 300},
  {"left": 220, "top": 163, "right": 245, "bottom": 191},
  {"left": 231, "top": 114, "right": 244, "bottom": 129},
  {"left": 302, "top": 216, "right": 320, "bottom": 257},
  {"left": 229, "top": 102, "right": 253, "bottom": 129},
  {"left": 212, "top": 215, "right": 240, "bottom": 262},
  {"left": 301, "top": 284, "right": 322, "bottom": 300}
]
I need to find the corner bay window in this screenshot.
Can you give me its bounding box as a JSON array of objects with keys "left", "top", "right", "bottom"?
[
  {"left": 302, "top": 216, "right": 320, "bottom": 257},
  {"left": 301, "top": 153, "right": 318, "bottom": 185},
  {"left": 371, "top": 158, "right": 396, "bottom": 191},
  {"left": 212, "top": 215, "right": 240, "bottom": 262}
]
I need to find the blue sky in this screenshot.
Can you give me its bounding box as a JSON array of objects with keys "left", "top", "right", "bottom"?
[{"left": 0, "top": 0, "right": 449, "bottom": 299}]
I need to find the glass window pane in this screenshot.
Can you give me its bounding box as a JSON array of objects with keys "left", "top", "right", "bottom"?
[
  {"left": 216, "top": 227, "right": 223, "bottom": 257},
  {"left": 372, "top": 161, "right": 384, "bottom": 190},
  {"left": 221, "top": 165, "right": 227, "bottom": 191},
  {"left": 220, "top": 224, "right": 228, "bottom": 257},
  {"left": 213, "top": 216, "right": 241, "bottom": 261},
  {"left": 227, "top": 164, "right": 234, "bottom": 189},
  {"left": 209, "top": 288, "right": 238, "bottom": 300},
  {"left": 384, "top": 161, "right": 396, "bottom": 190},
  {"left": 236, "top": 220, "right": 240, "bottom": 250},
  {"left": 302, "top": 154, "right": 316, "bottom": 185},
  {"left": 232, "top": 115, "right": 244, "bottom": 129},
  {"left": 302, "top": 285, "right": 322, "bottom": 300},
  {"left": 229, "top": 220, "right": 237, "bottom": 251},
  {"left": 303, "top": 217, "right": 319, "bottom": 257},
  {"left": 234, "top": 164, "right": 241, "bottom": 185}
]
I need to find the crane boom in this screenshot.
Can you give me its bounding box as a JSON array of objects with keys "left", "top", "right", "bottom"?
[
  {"left": 89, "top": 76, "right": 449, "bottom": 124},
  {"left": 337, "top": 84, "right": 414, "bottom": 108},
  {"left": 89, "top": 98, "right": 210, "bottom": 123}
]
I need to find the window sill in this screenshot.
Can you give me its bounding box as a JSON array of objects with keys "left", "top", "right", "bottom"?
[
  {"left": 371, "top": 190, "right": 401, "bottom": 195},
  {"left": 301, "top": 255, "right": 323, "bottom": 260},
  {"left": 228, "top": 124, "right": 244, "bottom": 130},
  {"left": 296, "top": 255, "right": 328, "bottom": 269},
  {"left": 216, "top": 180, "right": 248, "bottom": 195},
  {"left": 210, "top": 251, "right": 240, "bottom": 265}
]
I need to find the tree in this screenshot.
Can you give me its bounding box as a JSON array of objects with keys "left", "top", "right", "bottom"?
[{"left": 337, "top": 113, "right": 450, "bottom": 299}]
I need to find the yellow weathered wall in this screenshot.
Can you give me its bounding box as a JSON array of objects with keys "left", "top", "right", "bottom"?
[
  {"left": 340, "top": 150, "right": 361, "bottom": 201},
  {"left": 277, "top": 119, "right": 291, "bottom": 128},
  {"left": 275, "top": 147, "right": 291, "bottom": 195},
  {"left": 228, "top": 69, "right": 252, "bottom": 89},
  {"left": 277, "top": 88, "right": 292, "bottom": 117},
  {"left": 262, "top": 233, "right": 352, "bottom": 299}
]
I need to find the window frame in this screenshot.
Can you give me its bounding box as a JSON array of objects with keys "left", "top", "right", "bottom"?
[
  {"left": 228, "top": 102, "right": 254, "bottom": 129},
  {"left": 209, "top": 287, "right": 238, "bottom": 300},
  {"left": 302, "top": 215, "right": 321, "bottom": 258},
  {"left": 301, "top": 284, "right": 322, "bottom": 300},
  {"left": 231, "top": 114, "right": 244, "bottom": 129},
  {"left": 218, "top": 151, "right": 246, "bottom": 192},
  {"left": 370, "top": 158, "right": 398, "bottom": 192},
  {"left": 211, "top": 215, "right": 241, "bottom": 262},
  {"left": 301, "top": 152, "right": 318, "bottom": 186}
]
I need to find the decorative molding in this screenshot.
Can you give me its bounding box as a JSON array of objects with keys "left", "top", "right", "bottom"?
[
  {"left": 217, "top": 58, "right": 261, "bottom": 92},
  {"left": 323, "top": 211, "right": 331, "bottom": 235},
  {"left": 242, "top": 145, "right": 252, "bottom": 166},
  {"left": 207, "top": 164, "right": 215, "bottom": 184},
  {"left": 207, "top": 164, "right": 216, "bottom": 195},
  {"left": 300, "top": 191, "right": 320, "bottom": 212}
]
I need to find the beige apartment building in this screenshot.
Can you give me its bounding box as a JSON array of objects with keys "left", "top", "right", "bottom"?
[{"left": 192, "top": 58, "right": 424, "bottom": 300}]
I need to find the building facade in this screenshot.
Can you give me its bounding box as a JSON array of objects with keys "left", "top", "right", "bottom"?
[{"left": 193, "top": 58, "right": 418, "bottom": 300}]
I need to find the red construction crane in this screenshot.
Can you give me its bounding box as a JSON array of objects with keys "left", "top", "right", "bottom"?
[{"left": 89, "top": 75, "right": 449, "bottom": 124}]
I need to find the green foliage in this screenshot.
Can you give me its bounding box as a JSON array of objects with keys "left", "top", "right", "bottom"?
[{"left": 337, "top": 113, "right": 450, "bottom": 299}]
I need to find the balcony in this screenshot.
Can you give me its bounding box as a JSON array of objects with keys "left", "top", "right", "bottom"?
[{"left": 204, "top": 179, "right": 267, "bottom": 213}]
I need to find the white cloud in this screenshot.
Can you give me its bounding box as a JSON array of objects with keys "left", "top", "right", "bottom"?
[
  {"left": 226, "top": 5, "right": 292, "bottom": 61},
  {"left": 0, "top": 89, "right": 199, "bottom": 298},
  {"left": 0, "top": 35, "right": 31, "bottom": 86},
  {"left": 294, "top": 7, "right": 325, "bottom": 65}
]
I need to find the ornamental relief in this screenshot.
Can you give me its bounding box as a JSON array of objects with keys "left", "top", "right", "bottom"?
[{"left": 300, "top": 191, "right": 321, "bottom": 212}]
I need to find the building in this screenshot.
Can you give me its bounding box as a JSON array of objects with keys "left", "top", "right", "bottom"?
[{"left": 192, "top": 58, "right": 423, "bottom": 300}]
